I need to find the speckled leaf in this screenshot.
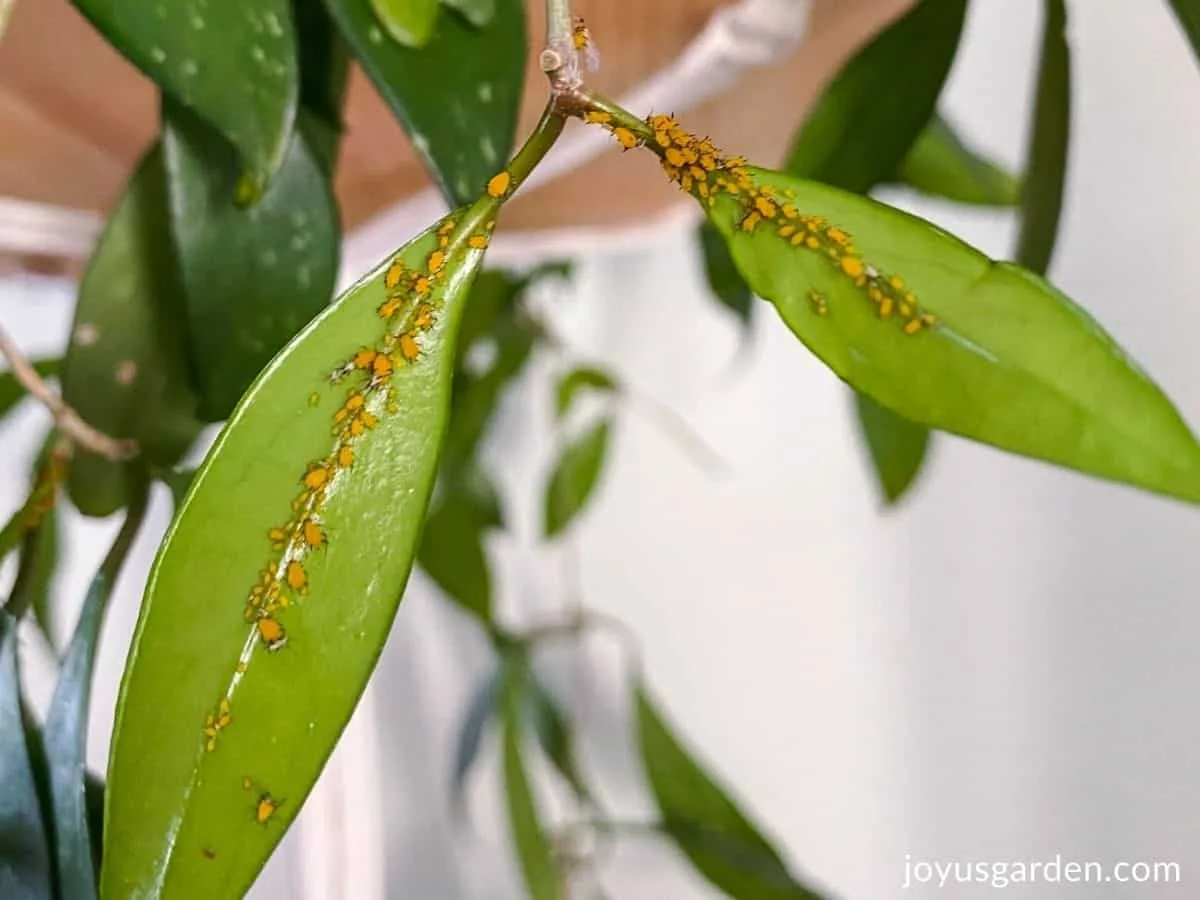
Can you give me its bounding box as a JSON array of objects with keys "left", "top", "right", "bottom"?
[
  {"left": 0, "top": 359, "right": 59, "bottom": 420},
  {"left": 892, "top": 115, "right": 1019, "bottom": 206},
  {"left": 543, "top": 419, "right": 611, "bottom": 538},
  {"left": 636, "top": 688, "right": 823, "bottom": 899},
  {"left": 502, "top": 674, "right": 558, "bottom": 900},
  {"left": 1015, "top": 0, "right": 1071, "bottom": 276},
  {"left": 0, "top": 613, "right": 53, "bottom": 900},
  {"left": 163, "top": 101, "right": 341, "bottom": 420},
  {"left": 69, "top": 0, "right": 298, "bottom": 193},
  {"left": 1166, "top": 0, "right": 1200, "bottom": 70},
  {"left": 60, "top": 149, "right": 201, "bottom": 517},
  {"left": 854, "top": 391, "right": 930, "bottom": 505},
  {"left": 102, "top": 207, "right": 493, "bottom": 899},
  {"left": 369, "top": 0, "right": 438, "bottom": 47},
  {"left": 442, "top": 0, "right": 495, "bottom": 27},
  {"left": 45, "top": 485, "right": 147, "bottom": 900},
  {"left": 704, "top": 167, "right": 1200, "bottom": 502},
  {"left": 323, "top": 0, "right": 525, "bottom": 204}
]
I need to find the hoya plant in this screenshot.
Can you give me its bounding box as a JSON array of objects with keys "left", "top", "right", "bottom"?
[{"left": 2, "top": 0, "right": 1200, "bottom": 897}]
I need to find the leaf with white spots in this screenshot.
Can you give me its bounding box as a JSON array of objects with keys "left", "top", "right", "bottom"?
[
  {"left": 69, "top": 0, "right": 299, "bottom": 193},
  {"left": 103, "top": 205, "right": 495, "bottom": 898},
  {"left": 163, "top": 101, "right": 341, "bottom": 420},
  {"left": 322, "top": 0, "right": 525, "bottom": 204},
  {"left": 60, "top": 149, "right": 201, "bottom": 517}
]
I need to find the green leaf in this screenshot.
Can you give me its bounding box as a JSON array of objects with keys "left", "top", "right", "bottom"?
[
  {"left": 699, "top": 221, "right": 754, "bottom": 327},
  {"left": 45, "top": 483, "right": 147, "bottom": 900},
  {"left": 1166, "top": 0, "right": 1200, "bottom": 70},
  {"left": 69, "top": 0, "right": 298, "bottom": 193},
  {"left": 555, "top": 366, "right": 617, "bottom": 420},
  {"left": 1014, "top": 0, "right": 1071, "bottom": 276},
  {"left": 503, "top": 675, "right": 559, "bottom": 900},
  {"left": 450, "top": 661, "right": 506, "bottom": 812},
  {"left": 0, "top": 359, "right": 60, "bottom": 420},
  {"left": 636, "top": 688, "right": 822, "bottom": 899},
  {"left": 892, "top": 115, "right": 1020, "bottom": 206},
  {"left": 702, "top": 166, "right": 1200, "bottom": 503},
  {"left": 784, "top": 0, "right": 968, "bottom": 193},
  {"left": 442, "top": 0, "right": 495, "bottom": 28},
  {"left": 60, "top": 149, "right": 201, "bottom": 517},
  {"left": 323, "top": 0, "right": 525, "bottom": 204},
  {"left": 102, "top": 207, "right": 495, "bottom": 898},
  {"left": 369, "top": 0, "right": 438, "bottom": 47},
  {"left": 543, "top": 419, "right": 612, "bottom": 538},
  {"left": 293, "top": 0, "right": 353, "bottom": 173},
  {"left": 523, "top": 674, "right": 587, "bottom": 800},
  {"left": 0, "top": 444, "right": 68, "bottom": 572},
  {"left": 0, "top": 613, "right": 54, "bottom": 900},
  {"left": 160, "top": 467, "right": 199, "bottom": 513},
  {"left": 418, "top": 488, "right": 493, "bottom": 622},
  {"left": 163, "top": 102, "right": 341, "bottom": 420},
  {"left": 853, "top": 391, "right": 931, "bottom": 505},
  {"left": 9, "top": 504, "right": 61, "bottom": 640}
]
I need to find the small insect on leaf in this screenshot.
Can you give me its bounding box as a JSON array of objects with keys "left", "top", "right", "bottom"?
[{"left": 103, "top": 205, "right": 495, "bottom": 899}]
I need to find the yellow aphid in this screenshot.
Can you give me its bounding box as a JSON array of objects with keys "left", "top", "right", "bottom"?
[
  {"left": 345, "top": 393, "right": 365, "bottom": 412},
  {"left": 879, "top": 297, "right": 894, "bottom": 318},
  {"left": 468, "top": 234, "right": 489, "bottom": 250},
  {"left": 573, "top": 17, "right": 601, "bottom": 71},
  {"left": 302, "top": 519, "right": 325, "bottom": 549},
  {"left": 385, "top": 261, "right": 404, "bottom": 290},
  {"left": 414, "top": 303, "right": 435, "bottom": 331},
  {"left": 268, "top": 527, "right": 287, "bottom": 545},
  {"left": 285, "top": 561, "right": 307, "bottom": 592},
  {"left": 890, "top": 275, "right": 905, "bottom": 290},
  {"left": 753, "top": 195, "right": 777, "bottom": 218},
  {"left": 827, "top": 228, "right": 850, "bottom": 246},
  {"left": 413, "top": 275, "right": 431, "bottom": 296},
  {"left": 655, "top": 128, "right": 672, "bottom": 148},
  {"left": 806, "top": 236, "right": 819, "bottom": 249},
  {"left": 487, "top": 171, "right": 511, "bottom": 198},
  {"left": 337, "top": 445, "right": 354, "bottom": 469},
  {"left": 904, "top": 318, "right": 924, "bottom": 335},
  {"left": 307, "top": 392, "right": 320, "bottom": 406},
  {"left": 427, "top": 249, "right": 446, "bottom": 273},
  {"left": 255, "top": 794, "right": 280, "bottom": 826},
  {"left": 740, "top": 211, "right": 762, "bottom": 233},
  {"left": 778, "top": 225, "right": 796, "bottom": 238},
  {"left": 372, "top": 354, "right": 393, "bottom": 381},
  {"left": 664, "top": 147, "right": 686, "bottom": 168},
  {"left": 378, "top": 297, "right": 403, "bottom": 319},
  {"left": 781, "top": 203, "right": 799, "bottom": 219},
  {"left": 353, "top": 349, "right": 377, "bottom": 369},
  {"left": 303, "top": 464, "right": 331, "bottom": 491},
  {"left": 399, "top": 332, "right": 421, "bottom": 362},
  {"left": 841, "top": 257, "right": 865, "bottom": 279},
  {"left": 584, "top": 110, "right": 612, "bottom": 125},
  {"left": 256, "top": 616, "right": 286, "bottom": 650},
  {"left": 438, "top": 218, "right": 456, "bottom": 236},
  {"left": 348, "top": 415, "right": 368, "bottom": 437},
  {"left": 360, "top": 411, "right": 378, "bottom": 431},
  {"left": 790, "top": 232, "right": 807, "bottom": 247},
  {"left": 613, "top": 127, "right": 638, "bottom": 149}
]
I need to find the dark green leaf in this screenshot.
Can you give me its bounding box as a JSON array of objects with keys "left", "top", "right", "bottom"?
[
  {"left": 293, "top": 0, "right": 353, "bottom": 172},
  {"left": 699, "top": 221, "right": 754, "bottom": 326},
  {"left": 784, "top": 0, "right": 968, "bottom": 193},
  {"left": 369, "top": 0, "right": 438, "bottom": 47},
  {"left": 892, "top": 115, "right": 1020, "bottom": 206},
  {"left": 555, "top": 366, "right": 617, "bottom": 420},
  {"left": 8, "top": 505, "right": 60, "bottom": 640},
  {"left": 523, "top": 675, "right": 587, "bottom": 800},
  {"left": 103, "top": 207, "right": 496, "bottom": 897},
  {"left": 1166, "top": 0, "right": 1200, "bottom": 70},
  {"left": 503, "top": 676, "right": 559, "bottom": 900},
  {"left": 0, "top": 359, "right": 60, "bottom": 420},
  {"left": 636, "top": 689, "right": 822, "bottom": 900},
  {"left": 323, "top": 0, "right": 525, "bottom": 204},
  {"left": 69, "top": 0, "right": 298, "bottom": 193},
  {"left": 450, "top": 663, "right": 507, "bottom": 812},
  {"left": 442, "top": 0, "right": 495, "bottom": 27},
  {"left": 544, "top": 419, "right": 611, "bottom": 538},
  {"left": 1015, "top": 0, "right": 1071, "bottom": 276},
  {"left": 0, "top": 613, "right": 54, "bottom": 900},
  {"left": 418, "top": 489, "right": 493, "bottom": 622},
  {"left": 160, "top": 467, "right": 199, "bottom": 512},
  {"left": 163, "top": 102, "right": 341, "bottom": 420},
  {"left": 60, "top": 149, "right": 201, "bottom": 517},
  {"left": 45, "top": 482, "right": 147, "bottom": 900},
  {"left": 0, "top": 444, "right": 68, "bottom": 573},
  {"left": 459, "top": 466, "right": 504, "bottom": 529},
  {"left": 853, "top": 392, "right": 930, "bottom": 505}
]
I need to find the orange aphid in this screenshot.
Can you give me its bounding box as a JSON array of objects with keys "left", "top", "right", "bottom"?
[
  {"left": 353, "top": 349, "right": 377, "bottom": 369},
  {"left": 302, "top": 519, "right": 325, "bottom": 549},
  {"left": 427, "top": 249, "right": 446, "bottom": 273},
  {"left": 487, "top": 171, "right": 511, "bottom": 198},
  {"left": 613, "top": 127, "right": 638, "bottom": 149},
  {"left": 398, "top": 333, "right": 421, "bottom": 362},
  {"left": 256, "top": 616, "right": 286, "bottom": 650},
  {"left": 468, "top": 234, "right": 489, "bottom": 250},
  {"left": 303, "top": 464, "right": 331, "bottom": 491},
  {"left": 385, "top": 261, "right": 404, "bottom": 289},
  {"left": 285, "top": 561, "right": 307, "bottom": 592},
  {"left": 372, "top": 354, "right": 393, "bottom": 380},
  {"left": 337, "top": 445, "right": 354, "bottom": 469},
  {"left": 414, "top": 304, "right": 435, "bottom": 331},
  {"left": 378, "top": 297, "right": 403, "bottom": 319}
]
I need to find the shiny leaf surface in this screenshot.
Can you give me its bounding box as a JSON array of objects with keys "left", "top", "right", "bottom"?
[
  {"left": 369, "top": 0, "right": 438, "bottom": 47},
  {"left": 103, "top": 208, "right": 493, "bottom": 898},
  {"left": 323, "top": 0, "right": 525, "bottom": 204},
  {"left": 69, "top": 0, "right": 298, "bottom": 192}
]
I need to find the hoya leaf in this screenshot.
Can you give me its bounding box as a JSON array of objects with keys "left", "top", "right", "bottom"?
[
  {"left": 543, "top": 419, "right": 612, "bottom": 538},
  {"left": 9, "top": 504, "right": 61, "bottom": 640},
  {"left": 700, "top": 166, "right": 1200, "bottom": 502},
  {"left": 1015, "top": 0, "right": 1071, "bottom": 276},
  {"left": 450, "top": 662, "right": 506, "bottom": 813},
  {"left": 1166, "top": 0, "right": 1200, "bottom": 70},
  {"left": 784, "top": 0, "right": 968, "bottom": 194},
  {"left": 853, "top": 392, "right": 931, "bottom": 505},
  {"left": 699, "top": 221, "right": 753, "bottom": 327},
  {"left": 102, "top": 208, "right": 495, "bottom": 898},
  {"left": 45, "top": 485, "right": 147, "bottom": 900},
  {"left": 417, "top": 488, "right": 493, "bottom": 623},
  {"left": 369, "top": 0, "right": 439, "bottom": 47},
  {"left": 0, "top": 613, "right": 53, "bottom": 900},
  {"left": 555, "top": 366, "right": 617, "bottom": 420},
  {"left": 502, "top": 676, "right": 558, "bottom": 900},
  {"left": 442, "top": 0, "right": 495, "bottom": 28},
  {"left": 69, "top": 0, "right": 298, "bottom": 193},
  {"left": 163, "top": 102, "right": 341, "bottom": 420},
  {"left": 293, "top": 0, "right": 353, "bottom": 173},
  {"left": 892, "top": 115, "right": 1020, "bottom": 207},
  {"left": 60, "top": 149, "right": 201, "bottom": 517},
  {"left": 522, "top": 674, "right": 587, "bottom": 800},
  {"left": 636, "top": 688, "right": 823, "bottom": 899},
  {"left": 323, "top": 0, "right": 525, "bottom": 204},
  {"left": 0, "top": 359, "right": 60, "bottom": 420}
]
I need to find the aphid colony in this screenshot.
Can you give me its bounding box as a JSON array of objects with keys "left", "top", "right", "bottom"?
[
  {"left": 201, "top": 214, "right": 493, "bottom": 769},
  {"left": 586, "top": 110, "right": 937, "bottom": 336}
]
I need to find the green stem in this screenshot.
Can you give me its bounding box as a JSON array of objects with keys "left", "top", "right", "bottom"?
[{"left": 581, "top": 93, "right": 654, "bottom": 142}]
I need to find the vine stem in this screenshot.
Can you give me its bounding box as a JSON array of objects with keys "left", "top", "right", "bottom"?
[
  {"left": 0, "top": 321, "right": 137, "bottom": 460},
  {"left": 542, "top": 0, "right": 583, "bottom": 97}
]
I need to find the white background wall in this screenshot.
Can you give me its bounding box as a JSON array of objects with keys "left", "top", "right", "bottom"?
[{"left": 3, "top": 0, "right": 1200, "bottom": 897}]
